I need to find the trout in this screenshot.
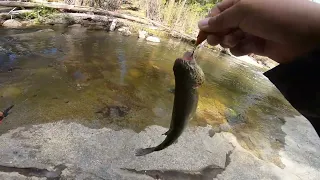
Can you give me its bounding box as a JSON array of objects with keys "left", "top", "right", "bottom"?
[
  {"left": 0, "top": 105, "right": 14, "bottom": 124},
  {"left": 135, "top": 52, "right": 205, "bottom": 156}
]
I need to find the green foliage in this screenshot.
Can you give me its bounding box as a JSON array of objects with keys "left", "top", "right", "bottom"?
[
  {"left": 22, "top": 5, "right": 58, "bottom": 20},
  {"left": 188, "top": 0, "right": 222, "bottom": 14}
]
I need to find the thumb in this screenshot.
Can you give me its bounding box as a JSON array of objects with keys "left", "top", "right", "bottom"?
[{"left": 198, "top": 1, "right": 245, "bottom": 33}]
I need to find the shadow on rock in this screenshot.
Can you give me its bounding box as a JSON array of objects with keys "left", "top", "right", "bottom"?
[
  {"left": 122, "top": 150, "right": 233, "bottom": 180},
  {"left": 0, "top": 164, "right": 67, "bottom": 180}
]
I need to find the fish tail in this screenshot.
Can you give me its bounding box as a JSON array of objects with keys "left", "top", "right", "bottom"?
[
  {"left": 3, "top": 105, "right": 14, "bottom": 117},
  {"left": 135, "top": 147, "right": 156, "bottom": 156}
]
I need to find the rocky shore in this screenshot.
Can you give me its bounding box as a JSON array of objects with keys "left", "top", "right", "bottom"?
[{"left": 0, "top": 115, "right": 319, "bottom": 180}]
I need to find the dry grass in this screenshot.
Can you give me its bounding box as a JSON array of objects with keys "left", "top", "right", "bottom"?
[
  {"left": 29, "top": 0, "right": 211, "bottom": 36},
  {"left": 132, "top": 0, "right": 207, "bottom": 36}
]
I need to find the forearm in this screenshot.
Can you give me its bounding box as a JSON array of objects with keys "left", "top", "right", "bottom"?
[
  {"left": 264, "top": 46, "right": 320, "bottom": 136},
  {"left": 241, "top": 0, "right": 320, "bottom": 46}
]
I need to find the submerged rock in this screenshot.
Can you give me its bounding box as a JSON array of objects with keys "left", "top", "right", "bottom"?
[
  {"left": 122, "top": 31, "right": 132, "bottom": 36},
  {"left": 146, "top": 36, "right": 161, "bottom": 43},
  {"left": 96, "top": 105, "right": 130, "bottom": 118},
  {"left": 197, "top": 97, "right": 227, "bottom": 126},
  {"left": 118, "top": 27, "right": 131, "bottom": 36},
  {"left": 117, "top": 27, "right": 129, "bottom": 32},
  {"left": 2, "top": 19, "right": 22, "bottom": 28},
  {"left": 1, "top": 87, "right": 21, "bottom": 98}
]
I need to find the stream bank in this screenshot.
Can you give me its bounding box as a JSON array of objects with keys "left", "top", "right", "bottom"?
[{"left": 0, "top": 1, "right": 278, "bottom": 69}]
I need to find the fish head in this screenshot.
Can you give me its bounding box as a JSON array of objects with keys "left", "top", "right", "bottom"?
[{"left": 173, "top": 52, "right": 205, "bottom": 88}]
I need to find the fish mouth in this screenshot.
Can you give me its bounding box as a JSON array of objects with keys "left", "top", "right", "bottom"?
[{"left": 182, "top": 51, "right": 193, "bottom": 61}]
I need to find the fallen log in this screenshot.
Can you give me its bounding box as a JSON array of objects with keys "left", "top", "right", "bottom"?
[
  {"left": 65, "top": 13, "right": 112, "bottom": 23},
  {"left": 0, "top": 7, "right": 13, "bottom": 13},
  {"left": 0, "top": 1, "right": 196, "bottom": 41},
  {"left": 0, "top": 1, "right": 151, "bottom": 25},
  {"left": 0, "top": 9, "right": 33, "bottom": 19}
]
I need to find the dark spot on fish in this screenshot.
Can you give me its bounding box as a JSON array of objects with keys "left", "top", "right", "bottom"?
[
  {"left": 32, "top": 94, "right": 38, "bottom": 97},
  {"left": 168, "top": 87, "right": 175, "bottom": 94},
  {"left": 52, "top": 97, "right": 58, "bottom": 100},
  {"left": 65, "top": 100, "right": 69, "bottom": 103}
]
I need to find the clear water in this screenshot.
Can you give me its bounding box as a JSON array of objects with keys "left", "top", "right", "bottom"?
[{"left": 0, "top": 26, "right": 300, "bottom": 165}]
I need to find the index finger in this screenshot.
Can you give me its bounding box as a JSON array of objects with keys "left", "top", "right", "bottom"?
[
  {"left": 205, "top": 0, "right": 240, "bottom": 18},
  {"left": 197, "top": 0, "right": 240, "bottom": 45}
]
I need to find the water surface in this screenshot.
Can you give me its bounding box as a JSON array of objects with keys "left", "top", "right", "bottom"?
[{"left": 0, "top": 27, "right": 300, "bottom": 166}]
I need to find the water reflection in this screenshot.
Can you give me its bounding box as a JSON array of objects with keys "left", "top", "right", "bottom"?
[{"left": 116, "top": 49, "right": 127, "bottom": 85}]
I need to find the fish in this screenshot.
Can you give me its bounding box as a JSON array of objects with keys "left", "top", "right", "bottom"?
[
  {"left": 135, "top": 52, "right": 205, "bottom": 156},
  {"left": 0, "top": 105, "right": 14, "bottom": 123}
]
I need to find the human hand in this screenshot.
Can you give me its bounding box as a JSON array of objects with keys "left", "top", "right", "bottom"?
[{"left": 198, "top": 0, "right": 320, "bottom": 63}]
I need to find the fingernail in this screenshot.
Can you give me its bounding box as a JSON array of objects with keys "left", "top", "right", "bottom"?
[{"left": 198, "top": 18, "right": 210, "bottom": 28}]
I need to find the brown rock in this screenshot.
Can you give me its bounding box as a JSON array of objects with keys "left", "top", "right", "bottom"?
[{"left": 2, "top": 19, "right": 22, "bottom": 28}]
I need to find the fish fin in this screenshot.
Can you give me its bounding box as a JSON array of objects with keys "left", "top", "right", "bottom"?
[
  {"left": 3, "top": 105, "right": 14, "bottom": 117},
  {"left": 135, "top": 147, "right": 156, "bottom": 156}
]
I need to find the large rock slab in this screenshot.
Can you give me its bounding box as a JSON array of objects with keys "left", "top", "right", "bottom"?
[{"left": 0, "top": 115, "right": 318, "bottom": 179}]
